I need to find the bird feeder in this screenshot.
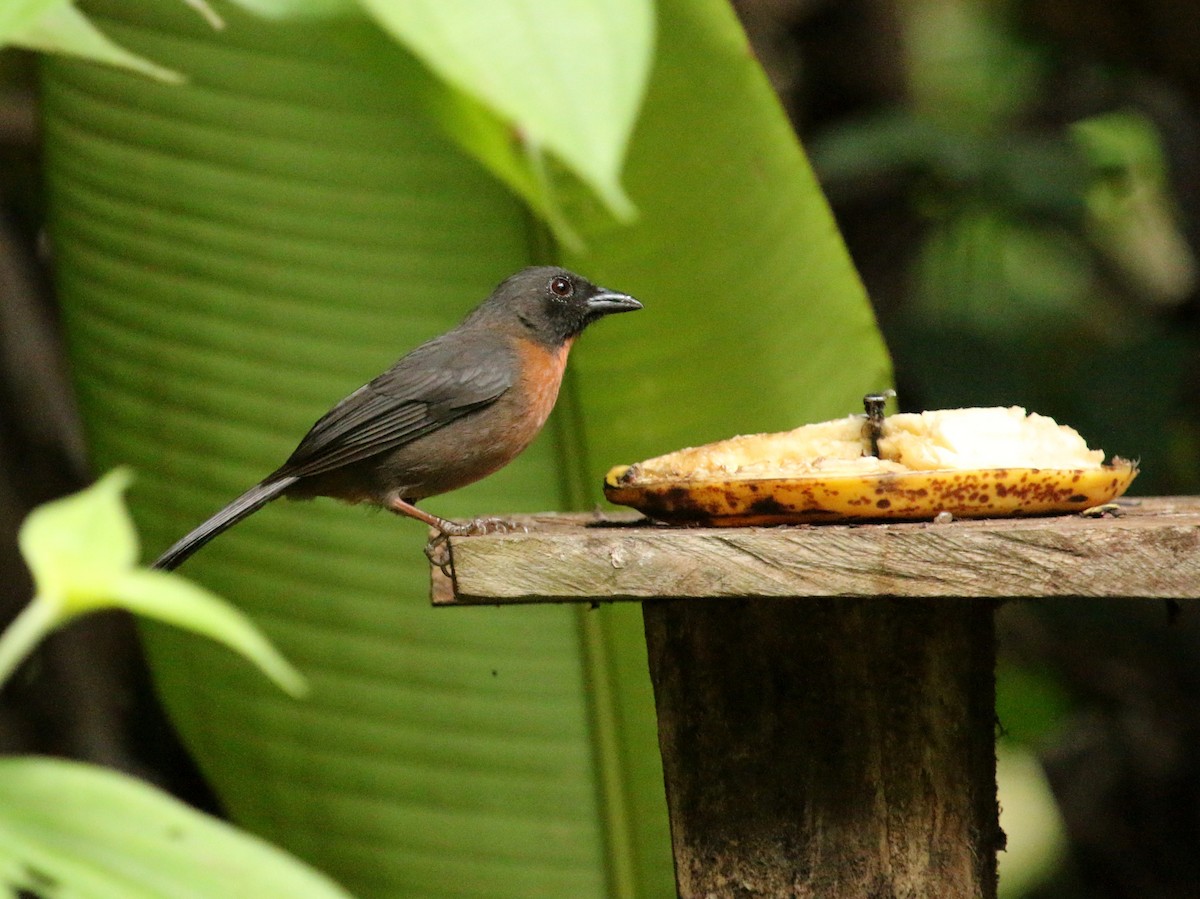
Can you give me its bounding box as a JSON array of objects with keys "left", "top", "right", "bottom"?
[{"left": 431, "top": 498, "right": 1199, "bottom": 898}]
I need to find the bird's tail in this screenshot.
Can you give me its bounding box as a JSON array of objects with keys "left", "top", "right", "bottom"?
[{"left": 152, "top": 476, "right": 298, "bottom": 571}]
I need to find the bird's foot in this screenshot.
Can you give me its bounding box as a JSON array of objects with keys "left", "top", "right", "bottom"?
[
  {"left": 424, "top": 518, "right": 527, "bottom": 576},
  {"left": 433, "top": 516, "right": 527, "bottom": 538},
  {"left": 460, "top": 516, "right": 527, "bottom": 537},
  {"left": 425, "top": 536, "right": 453, "bottom": 576}
]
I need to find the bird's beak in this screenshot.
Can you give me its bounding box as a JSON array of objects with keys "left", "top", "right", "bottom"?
[{"left": 586, "top": 290, "right": 643, "bottom": 315}]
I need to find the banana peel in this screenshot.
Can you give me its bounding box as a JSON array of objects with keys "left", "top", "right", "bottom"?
[{"left": 604, "top": 406, "right": 1138, "bottom": 526}]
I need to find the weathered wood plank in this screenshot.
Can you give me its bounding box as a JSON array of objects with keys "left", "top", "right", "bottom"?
[{"left": 431, "top": 498, "right": 1200, "bottom": 604}]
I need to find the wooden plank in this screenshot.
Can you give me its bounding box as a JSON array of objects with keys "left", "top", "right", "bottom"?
[{"left": 431, "top": 497, "right": 1200, "bottom": 604}]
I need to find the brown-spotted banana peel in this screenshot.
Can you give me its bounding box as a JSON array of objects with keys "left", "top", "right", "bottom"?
[{"left": 603, "top": 406, "right": 1138, "bottom": 526}]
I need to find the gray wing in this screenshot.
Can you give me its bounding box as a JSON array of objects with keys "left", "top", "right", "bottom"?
[{"left": 275, "top": 335, "right": 514, "bottom": 479}]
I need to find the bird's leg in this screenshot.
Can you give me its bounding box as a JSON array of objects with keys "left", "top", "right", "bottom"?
[
  {"left": 385, "top": 496, "right": 526, "bottom": 536},
  {"left": 386, "top": 498, "right": 525, "bottom": 575},
  {"left": 385, "top": 497, "right": 463, "bottom": 575},
  {"left": 386, "top": 496, "right": 472, "bottom": 536}
]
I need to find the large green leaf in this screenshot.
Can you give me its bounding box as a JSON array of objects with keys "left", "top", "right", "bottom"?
[
  {"left": 43, "top": 5, "right": 620, "bottom": 897},
  {"left": 560, "top": 0, "right": 891, "bottom": 883},
  {"left": 0, "top": 0, "right": 59, "bottom": 39},
  {"left": 224, "top": 0, "right": 359, "bottom": 18},
  {"left": 359, "top": 0, "right": 653, "bottom": 223},
  {"left": 7, "top": 1, "right": 184, "bottom": 81},
  {"left": 40, "top": 1, "right": 890, "bottom": 898},
  {"left": 0, "top": 757, "right": 354, "bottom": 899},
  {"left": 569, "top": 0, "right": 889, "bottom": 456}
]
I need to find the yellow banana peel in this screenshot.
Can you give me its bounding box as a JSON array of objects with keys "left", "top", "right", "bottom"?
[{"left": 604, "top": 406, "right": 1137, "bottom": 526}]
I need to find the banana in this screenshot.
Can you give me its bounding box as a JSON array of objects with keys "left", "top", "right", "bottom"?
[{"left": 604, "top": 405, "right": 1137, "bottom": 526}]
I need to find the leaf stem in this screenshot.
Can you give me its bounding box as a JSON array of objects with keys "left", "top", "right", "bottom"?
[
  {"left": 181, "top": 0, "right": 226, "bottom": 30},
  {"left": 523, "top": 138, "right": 585, "bottom": 254},
  {"left": 577, "top": 610, "right": 639, "bottom": 899},
  {"left": 0, "top": 597, "right": 58, "bottom": 689}
]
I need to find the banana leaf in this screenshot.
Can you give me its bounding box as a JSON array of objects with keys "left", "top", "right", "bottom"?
[
  {"left": 0, "top": 757, "right": 354, "bottom": 899},
  {"left": 40, "top": 0, "right": 891, "bottom": 896}
]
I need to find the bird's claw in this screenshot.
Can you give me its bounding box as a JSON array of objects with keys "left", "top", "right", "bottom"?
[
  {"left": 460, "top": 516, "right": 527, "bottom": 536},
  {"left": 425, "top": 534, "right": 454, "bottom": 577},
  {"left": 425, "top": 518, "right": 527, "bottom": 577}
]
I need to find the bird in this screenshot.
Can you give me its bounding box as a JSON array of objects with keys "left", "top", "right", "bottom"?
[{"left": 151, "top": 266, "right": 642, "bottom": 571}]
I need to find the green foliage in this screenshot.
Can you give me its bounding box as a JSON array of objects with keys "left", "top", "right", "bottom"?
[
  {"left": 812, "top": 0, "right": 1196, "bottom": 494},
  {"left": 1073, "top": 111, "right": 1197, "bottom": 304},
  {"left": 0, "top": 757, "right": 355, "bottom": 898},
  {"left": 34, "top": 1, "right": 890, "bottom": 896},
  {"left": 995, "top": 744, "right": 1069, "bottom": 899},
  {"left": 0, "top": 475, "right": 349, "bottom": 897},
  {"left": 223, "top": 0, "right": 358, "bottom": 18},
  {"left": 1, "top": 470, "right": 304, "bottom": 695},
  {"left": 360, "top": 0, "right": 652, "bottom": 225},
  {"left": 0, "top": 0, "right": 66, "bottom": 39},
  {"left": 996, "top": 662, "right": 1073, "bottom": 747},
  {"left": 4, "top": 0, "right": 652, "bottom": 239},
  {"left": 2, "top": 1, "right": 185, "bottom": 81}
]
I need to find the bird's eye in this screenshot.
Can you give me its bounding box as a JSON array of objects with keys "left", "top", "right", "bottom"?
[{"left": 549, "top": 276, "right": 574, "bottom": 298}]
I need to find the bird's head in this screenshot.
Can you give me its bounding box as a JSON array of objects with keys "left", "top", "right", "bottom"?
[{"left": 474, "top": 266, "right": 643, "bottom": 346}]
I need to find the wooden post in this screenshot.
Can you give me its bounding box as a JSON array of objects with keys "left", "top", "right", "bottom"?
[
  {"left": 431, "top": 498, "right": 1200, "bottom": 898},
  {"left": 643, "top": 597, "right": 998, "bottom": 898}
]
